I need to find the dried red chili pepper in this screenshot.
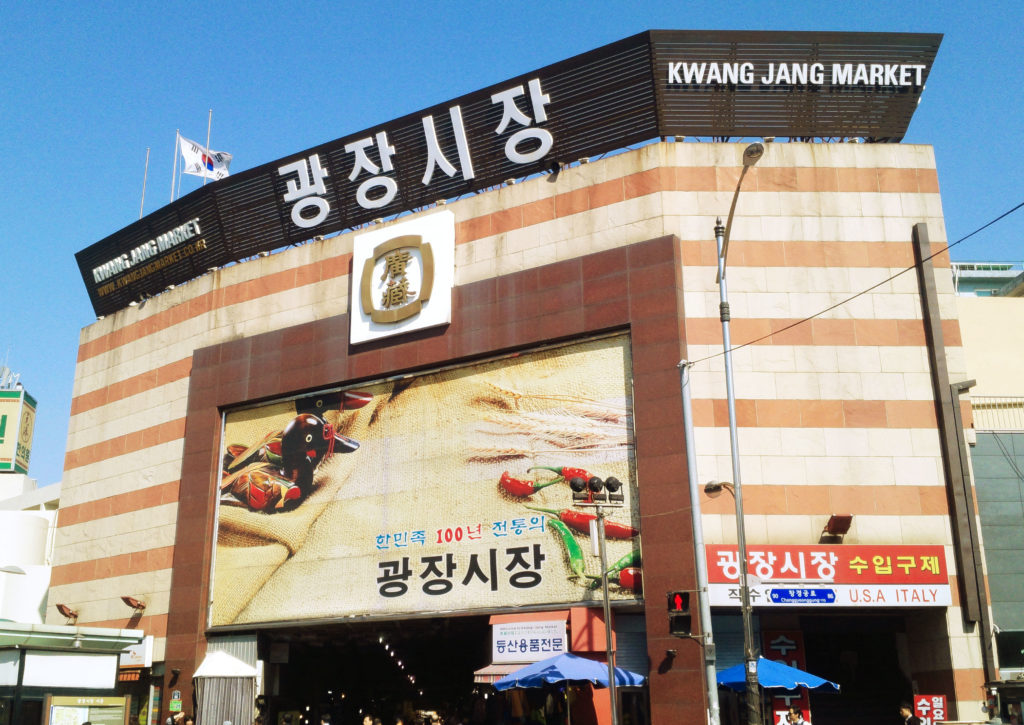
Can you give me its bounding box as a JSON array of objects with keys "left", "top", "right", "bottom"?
[
  {"left": 499, "top": 471, "right": 560, "bottom": 497},
  {"left": 525, "top": 506, "right": 639, "bottom": 539},
  {"left": 528, "top": 466, "right": 592, "bottom": 484}
]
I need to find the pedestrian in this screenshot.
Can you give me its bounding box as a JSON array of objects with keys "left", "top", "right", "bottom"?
[{"left": 900, "top": 703, "right": 922, "bottom": 725}]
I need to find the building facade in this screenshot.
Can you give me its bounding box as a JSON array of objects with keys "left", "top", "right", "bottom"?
[
  {"left": 52, "top": 30, "right": 992, "bottom": 725},
  {"left": 957, "top": 291, "right": 1024, "bottom": 719}
]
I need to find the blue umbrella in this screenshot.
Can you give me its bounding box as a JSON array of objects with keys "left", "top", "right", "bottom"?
[
  {"left": 717, "top": 657, "right": 840, "bottom": 693},
  {"left": 493, "top": 653, "right": 646, "bottom": 690}
]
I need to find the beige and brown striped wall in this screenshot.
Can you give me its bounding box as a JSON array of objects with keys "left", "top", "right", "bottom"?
[{"left": 50, "top": 141, "right": 987, "bottom": 716}]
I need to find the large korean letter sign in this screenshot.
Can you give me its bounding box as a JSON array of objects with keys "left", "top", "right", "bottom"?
[
  {"left": 707, "top": 544, "right": 950, "bottom": 608},
  {"left": 210, "top": 335, "right": 642, "bottom": 626},
  {"left": 77, "top": 31, "right": 939, "bottom": 317}
]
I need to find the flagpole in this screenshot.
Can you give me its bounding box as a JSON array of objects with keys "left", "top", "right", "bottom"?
[
  {"left": 203, "top": 109, "right": 212, "bottom": 187},
  {"left": 175, "top": 134, "right": 184, "bottom": 200},
  {"left": 170, "top": 131, "right": 179, "bottom": 202},
  {"left": 140, "top": 147, "right": 150, "bottom": 220}
]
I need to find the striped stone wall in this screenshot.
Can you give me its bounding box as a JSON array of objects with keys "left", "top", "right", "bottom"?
[{"left": 51, "top": 140, "right": 985, "bottom": 715}]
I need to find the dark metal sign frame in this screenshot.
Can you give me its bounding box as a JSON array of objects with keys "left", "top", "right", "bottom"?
[{"left": 76, "top": 30, "right": 941, "bottom": 316}]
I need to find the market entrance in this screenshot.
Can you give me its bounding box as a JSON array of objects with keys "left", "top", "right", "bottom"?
[
  {"left": 801, "top": 615, "right": 912, "bottom": 725},
  {"left": 261, "top": 614, "right": 493, "bottom": 724}
]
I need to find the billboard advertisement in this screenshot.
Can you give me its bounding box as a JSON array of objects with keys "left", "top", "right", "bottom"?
[
  {"left": 0, "top": 389, "right": 36, "bottom": 474},
  {"left": 211, "top": 335, "right": 641, "bottom": 626}
]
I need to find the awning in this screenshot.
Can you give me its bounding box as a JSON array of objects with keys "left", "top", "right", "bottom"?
[
  {"left": 193, "top": 650, "right": 259, "bottom": 678},
  {"left": 0, "top": 622, "right": 143, "bottom": 653},
  {"left": 474, "top": 663, "right": 522, "bottom": 684}
]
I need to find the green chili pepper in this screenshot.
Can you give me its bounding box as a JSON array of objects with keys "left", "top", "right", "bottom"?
[
  {"left": 548, "top": 519, "right": 586, "bottom": 579},
  {"left": 608, "top": 549, "right": 641, "bottom": 573},
  {"left": 586, "top": 550, "right": 642, "bottom": 589}
]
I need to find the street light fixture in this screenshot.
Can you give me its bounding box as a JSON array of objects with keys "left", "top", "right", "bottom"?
[
  {"left": 703, "top": 480, "right": 736, "bottom": 498},
  {"left": 715, "top": 142, "right": 765, "bottom": 725}
]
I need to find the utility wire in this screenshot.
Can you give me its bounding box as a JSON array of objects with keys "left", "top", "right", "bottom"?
[
  {"left": 991, "top": 433, "right": 1024, "bottom": 484},
  {"left": 688, "top": 200, "right": 1024, "bottom": 366}
]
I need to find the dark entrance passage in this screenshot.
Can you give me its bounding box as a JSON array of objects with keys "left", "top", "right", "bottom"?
[
  {"left": 801, "top": 615, "right": 911, "bottom": 725},
  {"left": 261, "top": 614, "right": 492, "bottom": 724}
]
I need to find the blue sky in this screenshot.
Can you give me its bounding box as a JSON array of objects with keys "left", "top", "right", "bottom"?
[{"left": 1, "top": 1, "right": 1021, "bottom": 488}]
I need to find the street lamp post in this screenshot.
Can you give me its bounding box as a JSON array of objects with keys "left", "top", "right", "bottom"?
[
  {"left": 679, "top": 360, "right": 721, "bottom": 725},
  {"left": 596, "top": 504, "right": 619, "bottom": 725},
  {"left": 715, "top": 142, "right": 765, "bottom": 725},
  {"left": 573, "top": 475, "right": 626, "bottom": 725}
]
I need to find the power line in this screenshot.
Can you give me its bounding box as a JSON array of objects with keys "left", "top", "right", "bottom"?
[{"left": 689, "top": 200, "right": 1024, "bottom": 366}]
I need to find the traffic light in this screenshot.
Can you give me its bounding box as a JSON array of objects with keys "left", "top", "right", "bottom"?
[
  {"left": 667, "top": 590, "right": 691, "bottom": 636},
  {"left": 569, "top": 476, "right": 589, "bottom": 502},
  {"left": 605, "top": 476, "right": 624, "bottom": 503}
]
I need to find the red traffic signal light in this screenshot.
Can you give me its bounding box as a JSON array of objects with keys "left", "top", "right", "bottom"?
[
  {"left": 667, "top": 590, "right": 691, "bottom": 636},
  {"left": 668, "top": 591, "right": 689, "bottom": 613}
]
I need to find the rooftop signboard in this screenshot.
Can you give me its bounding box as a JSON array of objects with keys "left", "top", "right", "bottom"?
[{"left": 76, "top": 30, "right": 941, "bottom": 316}]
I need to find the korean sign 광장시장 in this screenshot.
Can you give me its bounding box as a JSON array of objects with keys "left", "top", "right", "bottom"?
[
  {"left": 76, "top": 30, "right": 940, "bottom": 317},
  {"left": 210, "top": 335, "right": 641, "bottom": 626},
  {"left": 706, "top": 544, "right": 950, "bottom": 608}
]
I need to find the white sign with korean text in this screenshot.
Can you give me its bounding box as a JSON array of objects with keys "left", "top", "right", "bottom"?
[
  {"left": 492, "top": 620, "right": 568, "bottom": 664},
  {"left": 350, "top": 210, "right": 454, "bottom": 345},
  {"left": 119, "top": 634, "right": 154, "bottom": 668}
]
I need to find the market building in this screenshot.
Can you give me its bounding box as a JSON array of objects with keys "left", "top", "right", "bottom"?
[{"left": 50, "top": 29, "right": 995, "bottom": 725}]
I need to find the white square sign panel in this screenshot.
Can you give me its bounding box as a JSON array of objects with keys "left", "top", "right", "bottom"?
[{"left": 350, "top": 210, "right": 454, "bottom": 345}]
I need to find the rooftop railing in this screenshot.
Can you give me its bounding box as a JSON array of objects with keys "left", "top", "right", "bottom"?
[{"left": 971, "top": 396, "right": 1024, "bottom": 431}]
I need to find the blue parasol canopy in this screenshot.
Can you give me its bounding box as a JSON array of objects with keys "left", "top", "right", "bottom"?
[
  {"left": 493, "top": 653, "right": 646, "bottom": 691},
  {"left": 717, "top": 657, "right": 840, "bottom": 693}
]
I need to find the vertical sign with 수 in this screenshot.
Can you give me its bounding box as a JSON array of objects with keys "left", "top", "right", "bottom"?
[
  {"left": 350, "top": 210, "right": 455, "bottom": 345},
  {"left": 914, "top": 695, "right": 947, "bottom": 725},
  {"left": 0, "top": 389, "right": 36, "bottom": 474}
]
